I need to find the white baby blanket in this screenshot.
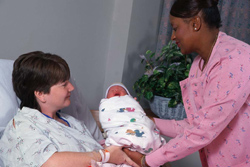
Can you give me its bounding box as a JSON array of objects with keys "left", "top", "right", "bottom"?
[{"left": 99, "top": 95, "right": 165, "bottom": 155}]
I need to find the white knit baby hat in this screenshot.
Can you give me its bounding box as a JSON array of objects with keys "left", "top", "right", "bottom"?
[{"left": 105, "top": 83, "right": 131, "bottom": 98}]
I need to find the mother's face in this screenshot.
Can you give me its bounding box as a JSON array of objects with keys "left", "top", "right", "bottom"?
[
  {"left": 41, "top": 80, "right": 75, "bottom": 112},
  {"left": 169, "top": 15, "right": 196, "bottom": 55}
]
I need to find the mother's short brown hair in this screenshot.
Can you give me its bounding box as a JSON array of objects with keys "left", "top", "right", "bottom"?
[{"left": 12, "top": 51, "right": 70, "bottom": 110}]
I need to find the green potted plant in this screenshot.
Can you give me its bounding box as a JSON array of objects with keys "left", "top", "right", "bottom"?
[{"left": 133, "top": 40, "right": 193, "bottom": 120}]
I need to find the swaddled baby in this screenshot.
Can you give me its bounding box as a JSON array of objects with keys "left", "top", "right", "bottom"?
[{"left": 99, "top": 83, "right": 165, "bottom": 155}]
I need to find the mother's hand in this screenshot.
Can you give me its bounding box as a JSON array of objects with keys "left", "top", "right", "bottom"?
[
  {"left": 123, "top": 148, "right": 143, "bottom": 166},
  {"left": 105, "top": 145, "right": 139, "bottom": 167}
]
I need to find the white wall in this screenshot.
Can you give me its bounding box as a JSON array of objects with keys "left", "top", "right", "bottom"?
[
  {"left": 0, "top": 0, "right": 163, "bottom": 110},
  {"left": 103, "top": 0, "right": 164, "bottom": 108},
  {"left": 103, "top": 0, "right": 134, "bottom": 95},
  {"left": 0, "top": 0, "right": 115, "bottom": 110},
  {"left": 122, "top": 0, "right": 164, "bottom": 107}
]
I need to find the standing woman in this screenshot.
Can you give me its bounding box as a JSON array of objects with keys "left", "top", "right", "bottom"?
[{"left": 125, "top": 0, "right": 250, "bottom": 166}]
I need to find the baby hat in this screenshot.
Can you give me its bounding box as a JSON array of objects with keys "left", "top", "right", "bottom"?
[{"left": 105, "top": 82, "right": 131, "bottom": 98}]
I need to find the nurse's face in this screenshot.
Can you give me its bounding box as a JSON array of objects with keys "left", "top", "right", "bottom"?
[{"left": 170, "top": 15, "right": 195, "bottom": 55}]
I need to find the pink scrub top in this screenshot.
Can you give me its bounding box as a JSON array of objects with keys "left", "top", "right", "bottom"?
[{"left": 146, "top": 32, "right": 250, "bottom": 167}]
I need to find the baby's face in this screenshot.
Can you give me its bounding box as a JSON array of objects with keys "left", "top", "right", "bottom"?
[{"left": 107, "top": 86, "right": 127, "bottom": 98}]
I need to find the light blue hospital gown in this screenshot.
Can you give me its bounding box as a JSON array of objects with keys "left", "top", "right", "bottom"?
[{"left": 0, "top": 107, "right": 103, "bottom": 167}]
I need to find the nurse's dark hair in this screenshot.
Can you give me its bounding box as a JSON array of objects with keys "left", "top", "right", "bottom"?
[
  {"left": 170, "top": 0, "right": 222, "bottom": 29},
  {"left": 12, "top": 51, "right": 70, "bottom": 110}
]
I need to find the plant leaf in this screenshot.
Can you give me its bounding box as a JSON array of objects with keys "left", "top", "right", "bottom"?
[
  {"left": 168, "top": 98, "right": 178, "bottom": 107},
  {"left": 145, "top": 91, "right": 153, "bottom": 100},
  {"left": 133, "top": 40, "right": 193, "bottom": 107},
  {"left": 146, "top": 50, "right": 152, "bottom": 55}
]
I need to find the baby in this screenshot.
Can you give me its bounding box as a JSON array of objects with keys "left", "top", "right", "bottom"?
[{"left": 99, "top": 83, "right": 165, "bottom": 155}]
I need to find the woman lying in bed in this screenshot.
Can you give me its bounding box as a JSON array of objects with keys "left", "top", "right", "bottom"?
[{"left": 0, "top": 51, "right": 138, "bottom": 167}]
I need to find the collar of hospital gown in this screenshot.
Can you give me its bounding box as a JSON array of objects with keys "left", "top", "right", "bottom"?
[{"left": 0, "top": 107, "right": 102, "bottom": 166}]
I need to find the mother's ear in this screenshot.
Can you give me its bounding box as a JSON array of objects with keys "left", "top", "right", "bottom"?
[
  {"left": 192, "top": 16, "right": 202, "bottom": 31},
  {"left": 34, "top": 91, "right": 46, "bottom": 103}
]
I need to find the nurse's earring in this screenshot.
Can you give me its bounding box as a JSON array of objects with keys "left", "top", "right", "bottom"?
[
  {"left": 192, "top": 16, "right": 201, "bottom": 31},
  {"left": 194, "top": 24, "right": 197, "bottom": 31}
]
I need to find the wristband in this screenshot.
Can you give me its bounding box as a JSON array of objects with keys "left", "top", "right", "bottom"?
[
  {"left": 99, "top": 149, "right": 104, "bottom": 162},
  {"left": 104, "top": 149, "right": 110, "bottom": 162},
  {"left": 99, "top": 149, "right": 110, "bottom": 163}
]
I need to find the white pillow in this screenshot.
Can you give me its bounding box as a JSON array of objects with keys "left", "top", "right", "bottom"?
[{"left": 0, "top": 59, "right": 19, "bottom": 137}]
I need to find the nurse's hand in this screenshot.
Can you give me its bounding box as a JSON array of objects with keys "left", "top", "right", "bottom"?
[
  {"left": 123, "top": 148, "right": 143, "bottom": 166},
  {"left": 105, "top": 145, "right": 139, "bottom": 167}
]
